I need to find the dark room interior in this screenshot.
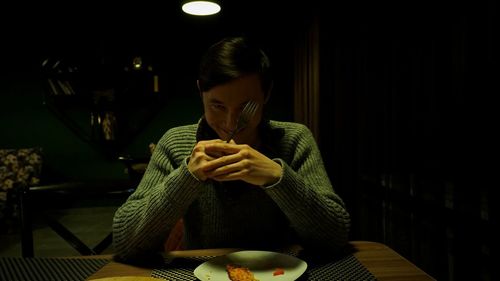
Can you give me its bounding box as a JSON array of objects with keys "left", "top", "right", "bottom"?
[{"left": 1, "top": 1, "right": 497, "bottom": 280}]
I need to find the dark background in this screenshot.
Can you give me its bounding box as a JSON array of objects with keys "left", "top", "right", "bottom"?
[{"left": 1, "top": 1, "right": 497, "bottom": 280}]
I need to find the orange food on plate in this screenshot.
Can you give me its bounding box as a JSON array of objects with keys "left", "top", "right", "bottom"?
[
  {"left": 226, "top": 264, "right": 259, "bottom": 281},
  {"left": 273, "top": 267, "right": 285, "bottom": 276}
]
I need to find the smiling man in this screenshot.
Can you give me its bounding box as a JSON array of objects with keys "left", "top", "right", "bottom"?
[{"left": 112, "top": 36, "right": 351, "bottom": 262}]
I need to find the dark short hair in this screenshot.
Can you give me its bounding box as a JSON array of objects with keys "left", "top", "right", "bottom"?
[{"left": 198, "top": 36, "right": 272, "bottom": 94}]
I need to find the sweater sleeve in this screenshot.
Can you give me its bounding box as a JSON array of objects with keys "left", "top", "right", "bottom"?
[
  {"left": 264, "top": 124, "right": 351, "bottom": 252},
  {"left": 112, "top": 130, "right": 204, "bottom": 261}
]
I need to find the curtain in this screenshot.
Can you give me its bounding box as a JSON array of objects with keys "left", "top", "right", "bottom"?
[{"left": 294, "top": 15, "right": 321, "bottom": 142}]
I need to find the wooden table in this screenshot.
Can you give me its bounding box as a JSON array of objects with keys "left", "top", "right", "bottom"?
[
  {"left": 350, "top": 241, "right": 435, "bottom": 281},
  {"left": 87, "top": 241, "right": 435, "bottom": 280}
]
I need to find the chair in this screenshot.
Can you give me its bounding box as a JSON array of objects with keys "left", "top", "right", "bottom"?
[
  {"left": 19, "top": 180, "right": 135, "bottom": 257},
  {"left": 18, "top": 144, "right": 156, "bottom": 257},
  {"left": 118, "top": 143, "right": 156, "bottom": 183},
  {"left": 0, "top": 147, "right": 134, "bottom": 257},
  {"left": 11, "top": 143, "right": 183, "bottom": 257},
  {"left": 0, "top": 148, "right": 43, "bottom": 236},
  {"left": 164, "top": 219, "right": 184, "bottom": 251}
]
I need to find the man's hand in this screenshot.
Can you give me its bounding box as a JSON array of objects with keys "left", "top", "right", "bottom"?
[
  {"left": 187, "top": 139, "right": 227, "bottom": 181},
  {"left": 201, "top": 142, "right": 283, "bottom": 186}
]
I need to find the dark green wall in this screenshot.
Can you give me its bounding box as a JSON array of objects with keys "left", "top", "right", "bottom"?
[{"left": 0, "top": 68, "right": 199, "bottom": 181}]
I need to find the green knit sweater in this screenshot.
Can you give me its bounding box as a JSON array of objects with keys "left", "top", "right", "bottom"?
[{"left": 113, "top": 119, "right": 350, "bottom": 260}]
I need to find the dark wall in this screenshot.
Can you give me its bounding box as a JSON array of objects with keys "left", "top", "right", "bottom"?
[{"left": 318, "top": 1, "right": 497, "bottom": 280}]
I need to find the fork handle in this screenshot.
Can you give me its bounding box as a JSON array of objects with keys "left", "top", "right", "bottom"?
[{"left": 226, "top": 130, "right": 237, "bottom": 143}]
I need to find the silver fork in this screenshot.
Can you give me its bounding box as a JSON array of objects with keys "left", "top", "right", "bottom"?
[{"left": 226, "top": 100, "right": 259, "bottom": 142}]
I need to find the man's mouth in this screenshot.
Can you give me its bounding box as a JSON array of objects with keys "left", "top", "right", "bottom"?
[
  {"left": 219, "top": 128, "right": 232, "bottom": 138},
  {"left": 221, "top": 128, "right": 232, "bottom": 135}
]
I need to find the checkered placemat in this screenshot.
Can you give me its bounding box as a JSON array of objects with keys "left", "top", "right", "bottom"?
[
  {"left": 152, "top": 256, "right": 213, "bottom": 281},
  {"left": 303, "top": 254, "right": 376, "bottom": 280},
  {"left": 152, "top": 254, "right": 376, "bottom": 280},
  {"left": 0, "top": 257, "right": 109, "bottom": 281}
]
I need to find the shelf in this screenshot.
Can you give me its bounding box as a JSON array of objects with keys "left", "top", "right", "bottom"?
[{"left": 42, "top": 56, "right": 166, "bottom": 159}]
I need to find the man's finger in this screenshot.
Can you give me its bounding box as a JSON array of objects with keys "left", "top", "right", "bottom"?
[{"left": 204, "top": 143, "right": 240, "bottom": 155}]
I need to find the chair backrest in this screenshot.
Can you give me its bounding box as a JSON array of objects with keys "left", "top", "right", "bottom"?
[
  {"left": 164, "top": 218, "right": 185, "bottom": 252},
  {"left": 0, "top": 147, "right": 43, "bottom": 229}
]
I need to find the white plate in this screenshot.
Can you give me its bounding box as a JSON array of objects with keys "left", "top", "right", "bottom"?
[{"left": 194, "top": 250, "right": 307, "bottom": 281}]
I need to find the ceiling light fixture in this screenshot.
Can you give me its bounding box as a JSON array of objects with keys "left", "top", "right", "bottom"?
[{"left": 182, "top": 1, "right": 221, "bottom": 16}]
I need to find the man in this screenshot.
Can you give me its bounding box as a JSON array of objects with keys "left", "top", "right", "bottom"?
[{"left": 113, "top": 36, "right": 350, "bottom": 262}]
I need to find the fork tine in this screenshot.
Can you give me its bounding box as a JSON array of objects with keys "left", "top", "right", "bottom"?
[
  {"left": 246, "top": 100, "right": 258, "bottom": 116},
  {"left": 245, "top": 102, "right": 257, "bottom": 121},
  {"left": 251, "top": 100, "right": 258, "bottom": 112},
  {"left": 241, "top": 101, "right": 256, "bottom": 120},
  {"left": 226, "top": 100, "right": 259, "bottom": 142}
]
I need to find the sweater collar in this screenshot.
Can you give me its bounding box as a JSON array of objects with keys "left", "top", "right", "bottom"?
[{"left": 195, "top": 117, "right": 219, "bottom": 142}]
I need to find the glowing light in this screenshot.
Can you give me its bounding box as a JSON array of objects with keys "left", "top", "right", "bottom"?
[{"left": 182, "top": 1, "right": 221, "bottom": 16}]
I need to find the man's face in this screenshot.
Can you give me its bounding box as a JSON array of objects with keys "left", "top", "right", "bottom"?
[{"left": 201, "top": 74, "right": 266, "bottom": 145}]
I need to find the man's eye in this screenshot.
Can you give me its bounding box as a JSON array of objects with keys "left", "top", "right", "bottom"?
[{"left": 211, "top": 104, "right": 225, "bottom": 111}]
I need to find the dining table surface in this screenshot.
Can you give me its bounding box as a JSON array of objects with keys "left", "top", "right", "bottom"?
[
  {"left": 82, "top": 240, "right": 435, "bottom": 281},
  {"left": 0, "top": 240, "right": 436, "bottom": 281}
]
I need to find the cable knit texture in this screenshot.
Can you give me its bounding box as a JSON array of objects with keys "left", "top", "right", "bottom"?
[{"left": 113, "top": 120, "right": 350, "bottom": 260}]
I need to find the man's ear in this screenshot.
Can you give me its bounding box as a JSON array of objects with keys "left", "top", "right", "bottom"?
[
  {"left": 197, "top": 80, "right": 202, "bottom": 97},
  {"left": 264, "top": 81, "right": 273, "bottom": 104}
]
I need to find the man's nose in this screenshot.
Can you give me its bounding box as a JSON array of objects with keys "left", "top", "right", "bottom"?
[{"left": 225, "top": 111, "right": 239, "bottom": 130}]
